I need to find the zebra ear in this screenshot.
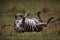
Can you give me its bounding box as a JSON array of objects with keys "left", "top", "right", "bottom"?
[{"left": 15, "top": 15, "right": 17, "bottom": 20}]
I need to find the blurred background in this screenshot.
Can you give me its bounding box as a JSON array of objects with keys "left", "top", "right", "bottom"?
[{"left": 0, "top": 0, "right": 60, "bottom": 40}]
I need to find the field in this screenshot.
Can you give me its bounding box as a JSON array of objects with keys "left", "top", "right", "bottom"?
[{"left": 0, "top": 0, "right": 60, "bottom": 40}]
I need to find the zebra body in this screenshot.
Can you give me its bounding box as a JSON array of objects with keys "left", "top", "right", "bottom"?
[
  {"left": 14, "top": 11, "right": 54, "bottom": 32},
  {"left": 14, "top": 18, "right": 44, "bottom": 32}
]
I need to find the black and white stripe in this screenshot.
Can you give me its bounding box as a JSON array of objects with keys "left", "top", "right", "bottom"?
[{"left": 14, "top": 11, "right": 54, "bottom": 32}]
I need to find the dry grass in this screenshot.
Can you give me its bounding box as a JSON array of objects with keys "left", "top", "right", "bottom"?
[{"left": 0, "top": 0, "right": 60, "bottom": 40}]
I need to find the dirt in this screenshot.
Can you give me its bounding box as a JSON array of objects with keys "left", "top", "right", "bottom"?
[
  {"left": 1, "top": 24, "right": 14, "bottom": 32},
  {"left": 1, "top": 18, "right": 60, "bottom": 32},
  {"left": 44, "top": 18, "right": 60, "bottom": 32}
]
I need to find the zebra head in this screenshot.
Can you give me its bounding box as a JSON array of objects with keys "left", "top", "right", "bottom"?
[
  {"left": 14, "top": 14, "right": 24, "bottom": 32},
  {"left": 14, "top": 13, "right": 29, "bottom": 32}
]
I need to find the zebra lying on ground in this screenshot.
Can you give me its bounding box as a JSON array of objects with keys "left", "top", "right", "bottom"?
[{"left": 14, "top": 11, "right": 54, "bottom": 32}]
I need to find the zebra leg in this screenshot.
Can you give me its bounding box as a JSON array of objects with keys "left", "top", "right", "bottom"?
[
  {"left": 36, "top": 25, "right": 43, "bottom": 32},
  {"left": 27, "top": 25, "right": 30, "bottom": 32},
  {"left": 23, "top": 24, "right": 27, "bottom": 32},
  {"left": 25, "top": 24, "right": 30, "bottom": 32},
  {"left": 33, "top": 26, "right": 38, "bottom": 32},
  {"left": 27, "top": 25, "right": 32, "bottom": 32},
  {"left": 29, "top": 25, "right": 32, "bottom": 32}
]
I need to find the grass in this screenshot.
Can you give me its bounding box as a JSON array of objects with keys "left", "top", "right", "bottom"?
[
  {"left": 0, "top": 30, "right": 60, "bottom": 40},
  {"left": 0, "top": 0, "right": 60, "bottom": 40}
]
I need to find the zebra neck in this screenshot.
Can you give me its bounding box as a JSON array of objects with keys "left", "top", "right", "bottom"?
[{"left": 22, "top": 17, "right": 25, "bottom": 23}]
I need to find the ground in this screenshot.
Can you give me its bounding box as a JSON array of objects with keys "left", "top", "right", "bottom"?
[{"left": 0, "top": 0, "right": 60, "bottom": 40}]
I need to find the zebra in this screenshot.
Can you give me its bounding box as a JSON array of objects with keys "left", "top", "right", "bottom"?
[{"left": 14, "top": 11, "right": 54, "bottom": 32}]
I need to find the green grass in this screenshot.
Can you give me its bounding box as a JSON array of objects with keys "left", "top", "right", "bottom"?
[
  {"left": 0, "top": 0, "right": 60, "bottom": 40},
  {"left": 0, "top": 30, "right": 60, "bottom": 40}
]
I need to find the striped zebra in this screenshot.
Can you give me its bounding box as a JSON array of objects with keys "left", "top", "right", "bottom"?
[{"left": 14, "top": 11, "right": 54, "bottom": 32}]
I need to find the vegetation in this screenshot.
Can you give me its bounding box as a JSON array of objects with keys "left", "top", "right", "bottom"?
[{"left": 0, "top": 0, "right": 60, "bottom": 40}]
